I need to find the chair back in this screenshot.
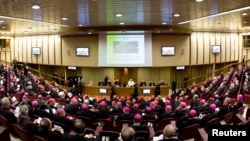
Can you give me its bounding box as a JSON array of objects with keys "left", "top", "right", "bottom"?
[
  {"left": 154, "top": 118, "right": 175, "bottom": 131},
  {"left": 135, "top": 131, "right": 150, "bottom": 141},
  {"left": 0, "top": 115, "right": 17, "bottom": 137},
  {"left": 77, "top": 116, "right": 97, "bottom": 129},
  {"left": 178, "top": 124, "right": 200, "bottom": 140},
  {"left": 222, "top": 112, "right": 234, "bottom": 124},
  {"left": 99, "top": 131, "right": 120, "bottom": 141},
  {"left": 154, "top": 130, "right": 163, "bottom": 136},
  {"left": 0, "top": 126, "right": 10, "bottom": 141},
  {"left": 98, "top": 119, "right": 114, "bottom": 131},
  {"left": 116, "top": 120, "right": 133, "bottom": 132},
  {"left": 33, "top": 135, "right": 48, "bottom": 141},
  {"left": 204, "top": 118, "right": 220, "bottom": 132},
  {"left": 12, "top": 124, "right": 33, "bottom": 141}
]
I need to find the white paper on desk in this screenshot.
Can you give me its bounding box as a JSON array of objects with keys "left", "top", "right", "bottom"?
[
  {"left": 11, "top": 96, "right": 17, "bottom": 102},
  {"left": 45, "top": 109, "right": 49, "bottom": 113},
  {"left": 54, "top": 125, "right": 62, "bottom": 131},
  {"left": 52, "top": 108, "right": 56, "bottom": 114},
  {"left": 37, "top": 117, "right": 42, "bottom": 124},
  {"left": 14, "top": 106, "right": 20, "bottom": 118},
  {"left": 153, "top": 134, "right": 163, "bottom": 141}
]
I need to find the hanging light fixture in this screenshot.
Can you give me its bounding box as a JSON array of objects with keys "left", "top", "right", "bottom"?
[{"left": 32, "top": 0, "right": 40, "bottom": 10}]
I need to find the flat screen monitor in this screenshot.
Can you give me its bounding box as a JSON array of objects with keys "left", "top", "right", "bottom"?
[
  {"left": 99, "top": 88, "right": 107, "bottom": 94},
  {"left": 76, "top": 47, "right": 89, "bottom": 56},
  {"left": 143, "top": 89, "right": 150, "bottom": 94},
  {"left": 32, "top": 47, "right": 41, "bottom": 55},
  {"left": 161, "top": 46, "right": 175, "bottom": 56},
  {"left": 212, "top": 45, "right": 221, "bottom": 54}
]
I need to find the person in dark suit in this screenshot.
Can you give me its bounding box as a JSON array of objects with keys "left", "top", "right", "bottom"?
[
  {"left": 37, "top": 117, "right": 64, "bottom": 141},
  {"left": 142, "top": 106, "right": 156, "bottom": 121},
  {"left": 156, "top": 105, "right": 175, "bottom": 123},
  {"left": 64, "top": 98, "right": 80, "bottom": 116},
  {"left": 200, "top": 103, "right": 218, "bottom": 128},
  {"left": 155, "top": 84, "right": 161, "bottom": 97},
  {"left": 104, "top": 75, "right": 109, "bottom": 86},
  {"left": 0, "top": 97, "right": 17, "bottom": 124},
  {"left": 17, "top": 105, "right": 38, "bottom": 134},
  {"left": 175, "top": 109, "right": 201, "bottom": 133},
  {"left": 115, "top": 107, "right": 133, "bottom": 125},
  {"left": 110, "top": 84, "right": 116, "bottom": 99},
  {"left": 216, "top": 97, "right": 233, "bottom": 119},
  {"left": 63, "top": 119, "right": 95, "bottom": 141},
  {"left": 171, "top": 78, "right": 177, "bottom": 93},
  {"left": 51, "top": 108, "right": 74, "bottom": 131},
  {"left": 98, "top": 80, "right": 105, "bottom": 86},
  {"left": 133, "top": 84, "right": 139, "bottom": 98},
  {"left": 130, "top": 113, "right": 149, "bottom": 132},
  {"left": 76, "top": 103, "right": 95, "bottom": 119},
  {"left": 232, "top": 94, "right": 243, "bottom": 112},
  {"left": 139, "top": 80, "right": 147, "bottom": 87}
]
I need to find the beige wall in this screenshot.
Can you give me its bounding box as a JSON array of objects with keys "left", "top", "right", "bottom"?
[
  {"left": 61, "top": 36, "right": 98, "bottom": 67},
  {"left": 7, "top": 32, "right": 242, "bottom": 67},
  {"left": 152, "top": 34, "right": 190, "bottom": 66}
]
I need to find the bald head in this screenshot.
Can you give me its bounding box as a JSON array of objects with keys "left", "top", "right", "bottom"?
[
  {"left": 163, "top": 124, "right": 177, "bottom": 139},
  {"left": 121, "top": 127, "right": 135, "bottom": 141}
]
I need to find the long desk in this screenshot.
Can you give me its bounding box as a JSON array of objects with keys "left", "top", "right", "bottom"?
[{"left": 83, "top": 86, "right": 170, "bottom": 97}]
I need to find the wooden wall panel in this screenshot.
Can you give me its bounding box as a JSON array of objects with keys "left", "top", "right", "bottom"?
[
  {"left": 0, "top": 51, "right": 5, "bottom": 61},
  {"left": 22, "top": 38, "right": 27, "bottom": 62},
  {"left": 230, "top": 34, "right": 235, "bottom": 61},
  {"left": 221, "top": 33, "right": 226, "bottom": 62},
  {"left": 42, "top": 35, "right": 49, "bottom": 64},
  {"left": 54, "top": 35, "right": 61, "bottom": 65},
  {"left": 18, "top": 38, "right": 23, "bottom": 62},
  {"left": 225, "top": 34, "right": 231, "bottom": 62},
  {"left": 203, "top": 32, "right": 210, "bottom": 64},
  {"left": 31, "top": 36, "right": 37, "bottom": 63},
  {"left": 215, "top": 33, "right": 221, "bottom": 62},
  {"left": 190, "top": 33, "right": 197, "bottom": 65},
  {"left": 48, "top": 36, "right": 55, "bottom": 65},
  {"left": 37, "top": 36, "right": 43, "bottom": 64},
  {"left": 209, "top": 33, "right": 215, "bottom": 63},
  {"left": 197, "top": 32, "right": 204, "bottom": 64},
  {"left": 27, "top": 37, "right": 32, "bottom": 63}
]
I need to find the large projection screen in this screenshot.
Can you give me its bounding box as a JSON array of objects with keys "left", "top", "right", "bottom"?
[{"left": 98, "top": 34, "right": 152, "bottom": 67}]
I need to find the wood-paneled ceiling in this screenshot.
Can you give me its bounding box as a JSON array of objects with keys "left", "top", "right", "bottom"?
[{"left": 0, "top": 0, "right": 250, "bottom": 36}]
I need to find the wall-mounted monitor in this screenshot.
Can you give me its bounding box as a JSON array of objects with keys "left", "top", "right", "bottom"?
[
  {"left": 68, "top": 66, "right": 76, "bottom": 70},
  {"left": 176, "top": 66, "right": 185, "bottom": 70},
  {"left": 212, "top": 45, "right": 221, "bottom": 54},
  {"left": 161, "top": 46, "right": 175, "bottom": 56},
  {"left": 143, "top": 88, "right": 150, "bottom": 94},
  {"left": 32, "top": 47, "right": 41, "bottom": 55},
  {"left": 76, "top": 47, "right": 89, "bottom": 56},
  {"left": 99, "top": 88, "right": 107, "bottom": 94}
]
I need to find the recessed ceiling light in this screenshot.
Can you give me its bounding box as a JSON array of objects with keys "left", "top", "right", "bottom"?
[
  {"left": 61, "top": 17, "right": 68, "bottom": 20},
  {"left": 244, "top": 21, "right": 248, "bottom": 24},
  {"left": 115, "top": 13, "right": 123, "bottom": 17},
  {"left": 88, "top": 32, "right": 92, "bottom": 34},
  {"left": 78, "top": 24, "right": 83, "bottom": 27},
  {"left": 119, "top": 22, "right": 125, "bottom": 25},
  {"left": 32, "top": 4, "right": 40, "bottom": 10},
  {"left": 162, "top": 22, "right": 167, "bottom": 25},
  {"left": 0, "top": 20, "right": 4, "bottom": 23},
  {"left": 2, "top": 26, "right": 6, "bottom": 29},
  {"left": 173, "top": 13, "right": 180, "bottom": 17},
  {"left": 196, "top": 0, "right": 203, "bottom": 2},
  {"left": 242, "top": 12, "right": 248, "bottom": 16}
]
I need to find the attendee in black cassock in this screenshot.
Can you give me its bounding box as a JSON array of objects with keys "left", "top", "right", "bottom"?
[
  {"left": 171, "top": 78, "right": 177, "bottom": 93},
  {"left": 104, "top": 74, "right": 108, "bottom": 86},
  {"left": 184, "top": 74, "right": 188, "bottom": 88},
  {"left": 24, "top": 63, "right": 29, "bottom": 76},
  {"left": 154, "top": 83, "right": 161, "bottom": 97},
  {"left": 133, "top": 84, "right": 139, "bottom": 98},
  {"left": 110, "top": 84, "right": 116, "bottom": 99}
]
